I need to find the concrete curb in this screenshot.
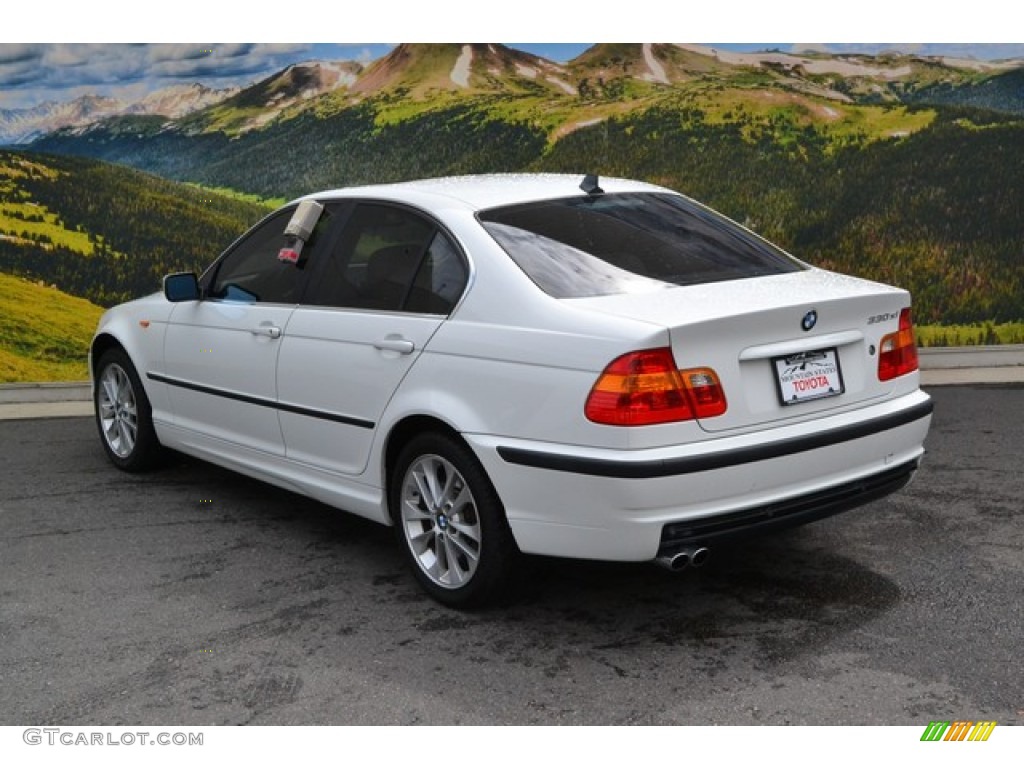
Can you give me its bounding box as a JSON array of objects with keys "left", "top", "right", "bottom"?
[
  {"left": 0, "top": 381, "right": 91, "bottom": 403},
  {"left": 1, "top": 347, "right": 1022, "bottom": 420},
  {"left": 0, "top": 401, "right": 94, "bottom": 420},
  {"left": 918, "top": 344, "right": 1024, "bottom": 369}
]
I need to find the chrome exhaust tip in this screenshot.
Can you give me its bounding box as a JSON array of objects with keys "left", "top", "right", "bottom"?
[
  {"left": 655, "top": 551, "right": 690, "bottom": 571},
  {"left": 689, "top": 546, "right": 711, "bottom": 568},
  {"left": 654, "top": 546, "right": 710, "bottom": 572}
]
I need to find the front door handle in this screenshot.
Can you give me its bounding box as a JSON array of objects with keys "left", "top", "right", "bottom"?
[
  {"left": 252, "top": 324, "right": 282, "bottom": 339},
  {"left": 373, "top": 337, "right": 415, "bottom": 355}
]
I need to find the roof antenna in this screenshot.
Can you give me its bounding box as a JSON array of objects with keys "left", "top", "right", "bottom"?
[{"left": 580, "top": 173, "right": 604, "bottom": 195}]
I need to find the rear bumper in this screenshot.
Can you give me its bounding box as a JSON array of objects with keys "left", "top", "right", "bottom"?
[
  {"left": 465, "top": 389, "right": 932, "bottom": 561},
  {"left": 656, "top": 456, "right": 919, "bottom": 553}
]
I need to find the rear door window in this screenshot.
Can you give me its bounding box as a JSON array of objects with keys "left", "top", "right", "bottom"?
[
  {"left": 304, "top": 203, "right": 468, "bottom": 314},
  {"left": 479, "top": 193, "right": 805, "bottom": 298}
]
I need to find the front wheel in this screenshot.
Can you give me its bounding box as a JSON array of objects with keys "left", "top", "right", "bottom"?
[
  {"left": 94, "top": 348, "right": 162, "bottom": 472},
  {"left": 390, "top": 433, "right": 518, "bottom": 607}
]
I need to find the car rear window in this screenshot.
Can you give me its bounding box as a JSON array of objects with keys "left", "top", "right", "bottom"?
[{"left": 478, "top": 192, "right": 805, "bottom": 298}]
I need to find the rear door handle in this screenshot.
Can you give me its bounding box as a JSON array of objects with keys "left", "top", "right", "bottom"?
[
  {"left": 373, "top": 337, "right": 415, "bottom": 355},
  {"left": 252, "top": 324, "right": 282, "bottom": 339}
]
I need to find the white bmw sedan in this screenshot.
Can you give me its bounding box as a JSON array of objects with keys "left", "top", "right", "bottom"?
[{"left": 91, "top": 174, "right": 933, "bottom": 606}]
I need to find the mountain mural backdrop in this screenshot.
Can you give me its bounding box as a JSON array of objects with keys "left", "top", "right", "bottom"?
[{"left": 2, "top": 43, "right": 1023, "bottom": 380}]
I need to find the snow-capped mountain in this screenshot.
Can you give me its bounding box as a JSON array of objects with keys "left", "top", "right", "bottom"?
[
  {"left": 127, "top": 83, "right": 240, "bottom": 119},
  {"left": 0, "top": 85, "right": 237, "bottom": 145},
  {"left": 0, "top": 95, "right": 124, "bottom": 145}
]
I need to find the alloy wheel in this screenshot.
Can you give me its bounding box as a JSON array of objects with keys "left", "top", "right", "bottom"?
[
  {"left": 400, "top": 454, "right": 482, "bottom": 588},
  {"left": 97, "top": 363, "right": 138, "bottom": 459}
]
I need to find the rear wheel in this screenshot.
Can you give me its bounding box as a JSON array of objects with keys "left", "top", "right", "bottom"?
[
  {"left": 391, "top": 432, "right": 518, "bottom": 607},
  {"left": 94, "top": 348, "right": 162, "bottom": 472}
]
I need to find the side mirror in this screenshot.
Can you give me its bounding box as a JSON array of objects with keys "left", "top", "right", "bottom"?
[{"left": 163, "top": 272, "right": 200, "bottom": 302}]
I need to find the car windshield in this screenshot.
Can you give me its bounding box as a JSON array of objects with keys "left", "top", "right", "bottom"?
[{"left": 479, "top": 192, "right": 805, "bottom": 298}]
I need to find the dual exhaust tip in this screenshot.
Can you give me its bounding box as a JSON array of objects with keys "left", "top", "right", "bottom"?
[{"left": 655, "top": 546, "right": 710, "bottom": 572}]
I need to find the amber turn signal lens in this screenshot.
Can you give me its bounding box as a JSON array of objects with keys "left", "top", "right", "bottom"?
[
  {"left": 878, "top": 308, "right": 919, "bottom": 381},
  {"left": 585, "top": 348, "right": 727, "bottom": 426}
]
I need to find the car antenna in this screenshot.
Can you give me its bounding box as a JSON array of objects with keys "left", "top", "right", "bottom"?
[{"left": 580, "top": 173, "right": 604, "bottom": 195}]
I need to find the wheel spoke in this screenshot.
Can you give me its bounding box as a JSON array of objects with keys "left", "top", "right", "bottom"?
[
  {"left": 447, "top": 518, "right": 480, "bottom": 547},
  {"left": 432, "top": 531, "right": 447, "bottom": 577},
  {"left": 101, "top": 375, "right": 118, "bottom": 407},
  {"left": 115, "top": 369, "right": 129, "bottom": 400},
  {"left": 402, "top": 498, "right": 433, "bottom": 522},
  {"left": 437, "top": 466, "right": 457, "bottom": 506},
  {"left": 422, "top": 458, "right": 444, "bottom": 508},
  {"left": 406, "top": 523, "right": 434, "bottom": 546},
  {"left": 448, "top": 485, "right": 473, "bottom": 516},
  {"left": 446, "top": 528, "right": 480, "bottom": 564},
  {"left": 443, "top": 536, "right": 467, "bottom": 585},
  {"left": 123, "top": 418, "right": 136, "bottom": 446},
  {"left": 411, "top": 467, "right": 435, "bottom": 509}
]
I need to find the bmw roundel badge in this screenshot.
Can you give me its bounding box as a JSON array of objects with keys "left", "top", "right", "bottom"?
[{"left": 801, "top": 310, "right": 818, "bottom": 332}]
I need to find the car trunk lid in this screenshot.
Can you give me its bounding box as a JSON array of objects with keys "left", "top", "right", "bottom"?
[{"left": 566, "top": 269, "right": 913, "bottom": 435}]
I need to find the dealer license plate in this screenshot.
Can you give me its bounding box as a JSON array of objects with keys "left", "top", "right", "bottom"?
[{"left": 773, "top": 348, "right": 844, "bottom": 406}]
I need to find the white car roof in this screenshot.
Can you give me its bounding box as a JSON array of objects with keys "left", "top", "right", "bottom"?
[{"left": 296, "top": 173, "right": 672, "bottom": 212}]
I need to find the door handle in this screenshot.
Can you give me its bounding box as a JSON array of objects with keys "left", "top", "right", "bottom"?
[
  {"left": 373, "top": 337, "right": 415, "bottom": 355},
  {"left": 252, "top": 325, "right": 282, "bottom": 339}
]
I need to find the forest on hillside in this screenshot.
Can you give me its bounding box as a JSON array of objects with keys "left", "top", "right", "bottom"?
[
  {"left": 538, "top": 106, "right": 1024, "bottom": 324},
  {"left": 17, "top": 96, "right": 1024, "bottom": 324},
  {"left": 33, "top": 103, "right": 550, "bottom": 199},
  {"left": 0, "top": 151, "right": 270, "bottom": 306}
]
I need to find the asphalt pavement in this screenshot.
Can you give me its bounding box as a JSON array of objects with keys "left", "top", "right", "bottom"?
[{"left": 0, "top": 384, "right": 1021, "bottom": 725}]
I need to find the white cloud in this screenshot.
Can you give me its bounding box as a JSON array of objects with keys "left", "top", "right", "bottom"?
[
  {"left": 791, "top": 43, "right": 1024, "bottom": 61},
  {"left": 0, "top": 43, "right": 312, "bottom": 108}
]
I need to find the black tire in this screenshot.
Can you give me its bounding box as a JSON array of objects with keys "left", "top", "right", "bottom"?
[
  {"left": 390, "top": 432, "right": 519, "bottom": 608},
  {"left": 94, "top": 347, "right": 163, "bottom": 472}
]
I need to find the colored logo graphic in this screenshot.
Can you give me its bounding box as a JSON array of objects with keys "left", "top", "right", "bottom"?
[
  {"left": 781, "top": 351, "right": 831, "bottom": 377},
  {"left": 920, "top": 721, "right": 997, "bottom": 742}
]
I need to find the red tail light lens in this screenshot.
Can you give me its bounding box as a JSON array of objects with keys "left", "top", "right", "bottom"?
[
  {"left": 878, "top": 308, "right": 919, "bottom": 381},
  {"left": 585, "top": 348, "right": 727, "bottom": 426}
]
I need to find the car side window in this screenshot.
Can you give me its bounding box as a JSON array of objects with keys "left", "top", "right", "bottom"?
[
  {"left": 406, "top": 231, "right": 468, "bottom": 314},
  {"left": 305, "top": 203, "right": 467, "bottom": 314},
  {"left": 208, "top": 206, "right": 330, "bottom": 304}
]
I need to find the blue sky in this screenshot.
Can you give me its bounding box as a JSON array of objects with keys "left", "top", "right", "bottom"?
[{"left": 3, "top": 43, "right": 1023, "bottom": 111}]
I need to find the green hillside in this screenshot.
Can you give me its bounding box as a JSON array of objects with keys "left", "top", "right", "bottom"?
[
  {"left": 0, "top": 150, "right": 272, "bottom": 307},
  {"left": 0, "top": 272, "right": 103, "bottom": 382}
]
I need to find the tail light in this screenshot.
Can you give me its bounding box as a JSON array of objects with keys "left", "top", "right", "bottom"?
[
  {"left": 585, "top": 348, "right": 727, "bottom": 426},
  {"left": 878, "top": 308, "right": 919, "bottom": 381}
]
